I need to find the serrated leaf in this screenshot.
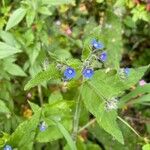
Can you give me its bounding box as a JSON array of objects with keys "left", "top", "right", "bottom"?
[
  {"left": 6, "top": 8, "right": 27, "bottom": 31},
  {"left": 82, "top": 83, "right": 124, "bottom": 144},
  {"left": 0, "top": 42, "right": 21, "bottom": 59},
  {"left": 24, "top": 63, "right": 60, "bottom": 90},
  {"left": 81, "top": 65, "right": 149, "bottom": 143},
  {"left": 7, "top": 110, "right": 41, "bottom": 148},
  {"left": 0, "top": 100, "right": 10, "bottom": 114}
]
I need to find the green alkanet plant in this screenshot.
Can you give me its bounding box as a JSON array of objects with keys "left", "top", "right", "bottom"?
[{"left": 0, "top": 0, "right": 150, "bottom": 150}]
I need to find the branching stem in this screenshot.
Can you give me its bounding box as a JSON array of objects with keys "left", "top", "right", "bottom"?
[{"left": 72, "top": 84, "right": 83, "bottom": 142}]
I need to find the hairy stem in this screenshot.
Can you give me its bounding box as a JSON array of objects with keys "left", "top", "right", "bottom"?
[
  {"left": 38, "top": 85, "right": 43, "bottom": 106},
  {"left": 78, "top": 118, "right": 96, "bottom": 133},
  {"left": 72, "top": 84, "right": 83, "bottom": 142}
]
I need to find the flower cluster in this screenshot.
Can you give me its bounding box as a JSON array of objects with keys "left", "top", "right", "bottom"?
[
  {"left": 105, "top": 97, "right": 118, "bottom": 111},
  {"left": 63, "top": 39, "right": 107, "bottom": 81}
]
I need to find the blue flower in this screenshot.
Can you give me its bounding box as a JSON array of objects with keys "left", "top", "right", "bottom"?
[
  {"left": 82, "top": 68, "right": 94, "bottom": 79},
  {"left": 100, "top": 52, "right": 107, "bottom": 62},
  {"left": 3, "top": 145, "right": 12, "bottom": 150},
  {"left": 39, "top": 122, "right": 47, "bottom": 132},
  {"left": 124, "top": 67, "right": 130, "bottom": 76},
  {"left": 64, "top": 67, "right": 76, "bottom": 80},
  {"left": 91, "top": 39, "right": 104, "bottom": 49}
]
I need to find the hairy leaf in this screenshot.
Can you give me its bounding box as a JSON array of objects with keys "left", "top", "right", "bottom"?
[{"left": 24, "top": 63, "right": 60, "bottom": 90}]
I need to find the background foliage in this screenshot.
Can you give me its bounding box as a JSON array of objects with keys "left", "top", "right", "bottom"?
[{"left": 0, "top": 0, "right": 150, "bottom": 150}]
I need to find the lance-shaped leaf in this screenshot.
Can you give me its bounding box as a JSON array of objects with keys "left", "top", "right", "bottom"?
[
  {"left": 0, "top": 42, "right": 21, "bottom": 59},
  {"left": 24, "top": 63, "right": 60, "bottom": 90},
  {"left": 6, "top": 8, "right": 27, "bottom": 31}
]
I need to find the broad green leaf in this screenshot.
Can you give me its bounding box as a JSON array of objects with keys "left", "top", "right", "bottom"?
[
  {"left": 101, "top": 11, "right": 123, "bottom": 69},
  {"left": 7, "top": 109, "right": 41, "bottom": 148},
  {"left": 6, "top": 8, "right": 27, "bottom": 31},
  {"left": 82, "top": 83, "right": 124, "bottom": 144},
  {"left": 0, "top": 42, "right": 21, "bottom": 59},
  {"left": 36, "top": 100, "right": 72, "bottom": 143},
  {"left": 0, "top": 100, "right": 10, "bottom": 114},
  {"left": 24, "top": 63, "right": 60, "bottom": 90},
  {"left": 36, "top": 119, "right": 72, "bottom": 143},
  {"left": 55, "top": 121, "right": 77, "bottom": 150},
  {"left": 4, "top": 63, "right": 27, "bottom": 76}
]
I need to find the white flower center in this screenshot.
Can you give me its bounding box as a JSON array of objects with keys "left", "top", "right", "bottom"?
[
  {"left": 86, "top": 70, "right": 91, "bottom": 74},
  {"left": 94, "top": 43, "right": 98, "bottom": 47},
  {"left": 68, "top": 70, "right": 73, "bottom": 74}
]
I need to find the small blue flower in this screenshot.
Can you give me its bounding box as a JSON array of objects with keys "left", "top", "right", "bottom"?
[
  {"left": 64, "top": 67, "right": 76, "bottom": 80},
  {"left": 82, "top": 68, "right": 94, "bottom": 79},
  {"left": 100, "top": 52, "right": 107, "bottom": 62},
  {"left": 91, "top": 39, "right": 104, "bottom": 49},
  {"left": 3, "top": 145, "right": 12, "bottom": 150},
  {"left": 124, "top": 67, "right": 130, "bottom": 76},
  {"left": 39, "top": 122, "right": 47, "bottom": 132}
]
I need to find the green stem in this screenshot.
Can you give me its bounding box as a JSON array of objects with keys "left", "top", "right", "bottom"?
[
  {"left": 72, "top": 84, "right": 83, "bottom": 142},
  {"left": 117, "top": 116, "right": 142, "bottom": 138},
  {"left": 2, "top": 0, "right": 5, "bottom": 7},
  {"left": 38, "top": 85, "right": 43, "bottom": 106},
  {"left": 78, "top": 118, "right": 96, "bottom": 133}
]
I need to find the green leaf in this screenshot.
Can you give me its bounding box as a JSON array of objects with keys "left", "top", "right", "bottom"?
[
  {"left": 28, "top": 101, "right": 40, "bottom": 113},
  {"left": 119, "top": 83, "right": 150, "bottom": 107},
  {"left": 142, "top": 144, "right": 150, "bottom": 150},
  {"left": 4, "top": 63, "right": 27, "bottom": 76},
  {"left": 55, "top": 121, "right": 77, "bottom": 150},
  {"left": 36, "top": 119, "right": 72, "bottom": 143},
  {"left": 0, "top": 31, "right": 19, "bottom": 47},
  {"left": 24, "top": 63, "right": 60, "bottom": 90},
  {"left": 38, "top": 6, "right": 52, "bottom": 15},
  {"left": 96, "top": 0, "right": 104, "bottom": 3},
  {"left": 26, "top": 9, "right": 36, "bottom": 27},
  {"left": 48, "top": 91, "right": 63, "bottom": 104},
  {"left": 82, "top": 83, "right": 124, "bottom": 144},
  {"left": 42, "top": 0, "right": 75, "bottom": 6},
  {"left": 8, "top": 110, "right": 41, "bottom": 148},
  {"left": 6, "top": 8, "right": 27, "bottom": 31},
  {"left": 36, "top": 100, "right": 72, "bottom": 143},
  {"left": 0, "top": 100, "right": 10, "bottom": 114},
  {"left": 0, "top": 42, "right": 21, "bottom": 59}
]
